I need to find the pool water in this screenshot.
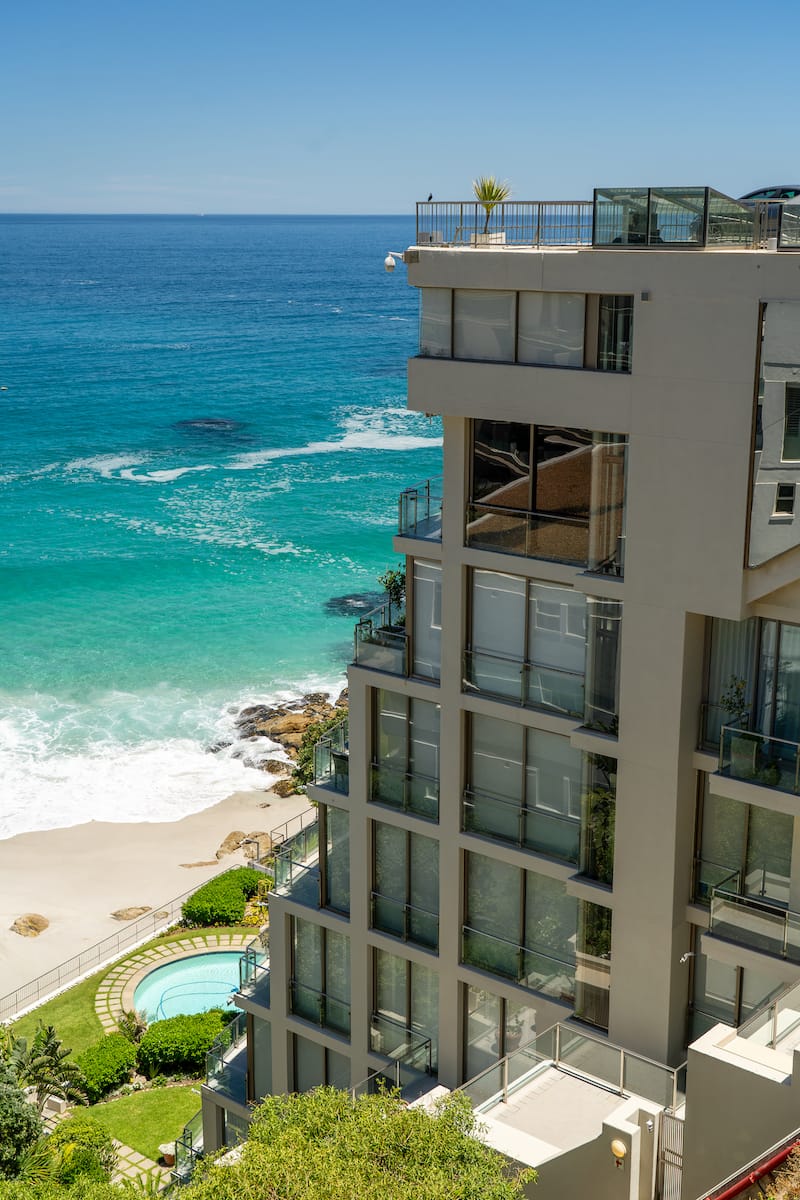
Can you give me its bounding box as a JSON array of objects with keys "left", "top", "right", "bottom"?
[{"left": 133, "top": 951, "right": 243, "bottom": 1021}]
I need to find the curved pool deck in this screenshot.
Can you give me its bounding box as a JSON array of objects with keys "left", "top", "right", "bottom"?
[{"left": 94, "top": 932, "right": 252, "bottom": 1031}]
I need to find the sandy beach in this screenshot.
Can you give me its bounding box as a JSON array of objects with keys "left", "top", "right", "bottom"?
[{"left": 0, "top": 785, "right": 310, "bottom": 1004}]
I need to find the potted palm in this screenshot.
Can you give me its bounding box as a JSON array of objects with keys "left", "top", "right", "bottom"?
[{"left": 472, "top": 176, "right": 511, "bottom": 245}]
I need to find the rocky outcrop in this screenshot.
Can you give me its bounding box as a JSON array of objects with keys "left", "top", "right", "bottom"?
[
  {"left": 216, "top": 830, "right": 246, "bottom": 859},
  {"left": 272, "top": 778, "right": 298, "bottom": 798},
  {"left": 11, "top": 914, "right": 48, "bottom": 937},
  {"left": 233, "top": 690, "right": 347, "bottom": 763},
  {"left": 260, "top": 758, "right": 291, "bottom": 776},
  {"left": 110, "top": 906, "right": 152, "bottom": 922}
]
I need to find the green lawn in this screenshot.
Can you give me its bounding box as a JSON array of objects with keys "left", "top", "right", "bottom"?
[
  {"left": 11, "top": 925, "right": 252, "bottom": 1057},
  {"left": 88, "top": 1084, "right": 203, "bottom": 1161}
]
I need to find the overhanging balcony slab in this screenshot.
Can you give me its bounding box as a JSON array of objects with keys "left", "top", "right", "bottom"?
[{"left": 706, "top": 770, "right": 800, "bottom": 817}]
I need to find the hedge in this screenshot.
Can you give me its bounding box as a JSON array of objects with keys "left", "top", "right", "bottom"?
[
  {"left": 181, "top": 867, "right": 264, "bottom": 927},
  {"left": 47, "top": 1112, "right": 117, "bottom": 1181},
  {"left": 76, "top": 1034, "right": 136, "bottom": 1103},
  {"left": 136, "top": 1010, "right": 230, "bottom": 1078}
]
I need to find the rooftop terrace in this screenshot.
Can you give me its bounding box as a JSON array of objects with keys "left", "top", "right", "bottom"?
[{"left": 415, "top": 187, "right": 800, "bottom": 251}]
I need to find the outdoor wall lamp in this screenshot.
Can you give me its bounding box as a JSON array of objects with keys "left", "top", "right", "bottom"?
[{"left": 610, "top": 1138, "right": 627, "bottom": 1169}]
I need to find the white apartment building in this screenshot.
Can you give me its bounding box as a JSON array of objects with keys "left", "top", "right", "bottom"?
[{"left": 196, "top": 189, "right": 800, "bottom": 1199}]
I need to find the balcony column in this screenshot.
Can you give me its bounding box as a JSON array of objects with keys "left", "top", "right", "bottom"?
[
  {"left": 267, "top": 907, "right": 291, "bottom": 1094},
  {"left": 788, "top": 819, "right": 800, "bottom": 915},
  {"left": 436, "top": 413, "right": 470, "bottom": 1086},
  {"left": 345, "top": 678, "right": 371, "bottom": 1088}
]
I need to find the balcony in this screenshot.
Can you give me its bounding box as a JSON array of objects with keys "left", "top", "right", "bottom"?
[
  {"left": 172, "top": 1108, "right": 204, "bottom": 1185},
  {"left": 206, "top": 1011, "right": 249, "bottom": 1106},
  {"left": 416, "top": 200, "right": 593, "bottom": 248},
  {"left": 466, "top": 503, "right": 589, "bottom": 567},
  {"left": 273, "top": 819, "right": 321, "bottom": 909},
  {"left": 398, "top": 477, "right": 442, "bottom": 541},
  {"left": 461, "top": 925, "right": 576, "bottom": 1004},
  {"left": 238, "top": 938, "right": 270, "bottom": 1008},
  {"left": 289, "top": 980, "right": 350, "bottom": 1037},
  {"left": 312, "top": 718, "right": 349, "bottom": 794},
  {"left": 370, "top": 891, "right": 439, "bottom": 950},
  {"left": 718, "top": 725, "right": 800, "bottom": 795},
  {"left": 463, "top": 648, "right": 584, "bottom": 720},
  {"left": 462, "top": 789, "right": 580, "bottom": 866},
  {"left": 709, "top": 886, "right": 800, "bottom": 961},
  {"left": 369, "top": 763, "right": 439, "bottom": 821},
  {"left": 353, "top": 602, "right": 408, "bottom": 676}
]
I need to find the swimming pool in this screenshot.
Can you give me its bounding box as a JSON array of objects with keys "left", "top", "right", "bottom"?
[{"left": 133, "top": 951, "right": 242, "bottom": 1021}]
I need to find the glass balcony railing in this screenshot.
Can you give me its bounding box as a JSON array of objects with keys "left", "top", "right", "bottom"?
[
  {"left": 369, "top": 763, "right": 439, "bottom": 821},
  {"left": 312, "top": 718, "right": 349, "bottom": 793},
  {"left": 461, "top": 925, "right": 576, "bottom": 1003},
  {"left": 709, "top": 887, "right": 800, "bottom": 961},
  {"left": 463, "top": 648, "right": 585, "bottom": 720},
  {"left": 289, "top": 980, "right": 350, "bottom": 1036},
  {"left": 354, "top": 603, "right": 408, "bottom": 676},
  {"left": 738, "top": 979, "right": 800, "bottom": 1051},
  {"left": 718, "top": 725, "right": 800, "bottom": 794},
  {"left": 693, "top": 860, "right": 740, "bottom": 906},
  {"left": 273, "top": 819, "right": 321, "bottom": 908},
  {"left": 698, "top": 703, "right": 751, "bottom": 752},
  {"left": 461, "top": 789, "right": 580, "bottom": 865},
  {"left": 398, "top": 477, "right": 443, "bottom": 541},
  {"left": 206, "top": 1011, "right": 249, "bottom": 1105},
  {"left": 593, "top": 187, "right": 754, "bottom": 248},
  {"left": 370, "top": 891, "right": 439, "bottom": 950},
  {"left": 465, "top": 503, "right": 590, "bottom": 566},
  {"left": 238, "top": 939, "right": 270, "bottom": 1008},
  {"left": 172, "top": 1109, "right": 204, "bottom": 1185},
  {"left": 369, "top": 1012, "right": 433, "bottom": 1081}
]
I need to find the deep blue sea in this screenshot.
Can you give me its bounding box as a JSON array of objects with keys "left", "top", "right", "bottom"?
[{"left": 0, "top": 214, "right": 442, "bottom": 838}]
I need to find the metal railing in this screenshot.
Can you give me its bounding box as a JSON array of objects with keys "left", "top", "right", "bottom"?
[
  {"left": 463, "top": 647, "right": 585, "bottom": 720},
  {"left": 709, "top": 886, "right": 800, "bottom": 961},
  {"left": 206, "top": 1011, "right": 249, "bottom": 1105},
  {"left": 462, "top": 789, "right": 580, "bottom": 865},
  {"left": 263, "top": 805, "right": 319, "bottom": 857},
  {"left": 370, "top": 892, "right": 439, "bottom": 949},
  {"left": 719, "top": 724, "right": 800, "bottom": 793},
  {"left": 461, "top": 925, "right": 576, "bottom": 1002},
  {"left": 238, "top": 935, "right": 270, "bottom": 1007},
  {"left": 369, "top": 763, "right": 439, "bottom": 821},
  {"left": 0, "top": 875, "right": 236, "bottom": 1025},
  {"left": 312, "top": 718, "right": 349, "bottom": 792},
  {"left": 398, "top": 477, "right": 443, "bottom": 540},
  {"left": 738, "top": 978, "right": 800, "bottom": 1052},
  {"left": 416, "top": 201, "right": 593, "bottom": 248},
  {"left": 466, "top": 502, "right": 590, "bottom": 566},
  {"left": 173, "top": 1107, "right": 204, "bottom": 1185},
  {"left": 353, "top": 602, "right": 408, "bottom": 676},
  {"left": 460, "top": 1023, "right": 686, "bottom": 1112},
  {"left": 289, "top": 979, "right": 351, "bottom": 1036}
]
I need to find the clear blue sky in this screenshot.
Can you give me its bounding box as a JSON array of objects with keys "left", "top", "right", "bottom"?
[{"left": 3, "top": 0, "right": 798, "bottom": 213}]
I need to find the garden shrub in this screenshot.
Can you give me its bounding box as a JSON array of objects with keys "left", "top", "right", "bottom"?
[
  {"left": 0, "top": 1083, "right": 43, "bottom": 1179},
  {"left": 136, "top": 1009, "right": 230, "bottom": 1078},
  {"left": 181, "top": 867, "right": 263, "bottom": 927},
  {"left": 76, "top": 1034, "right": 136, "bottom": 1103},
  {"left": 47, "top": 1112, "right": 117, "bottom": 1181}
]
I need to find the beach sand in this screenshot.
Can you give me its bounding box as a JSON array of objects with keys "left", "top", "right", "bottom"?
[{"left": 0, "top": 786, "right": 310, "bottom": 1002}]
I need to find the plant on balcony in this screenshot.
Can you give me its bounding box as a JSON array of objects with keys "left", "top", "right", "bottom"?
[
  {"left": 377, "top": 565, "right": 406, "bottom": 627},
  {"left": 472, "top": 175, "right": 511, "bottom": 234},
  {"left": 720, "top": 673, "right": 762, "bottom": 777}
]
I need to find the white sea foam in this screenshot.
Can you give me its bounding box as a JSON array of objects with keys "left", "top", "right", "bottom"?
[
  {"left": 65, "top": 454, "right": 151, "bottom": 479},
  {"left": 118, "top": 465, "right": 213, "bottom": 483}
]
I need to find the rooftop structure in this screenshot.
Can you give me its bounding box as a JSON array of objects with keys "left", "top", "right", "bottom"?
[{"left": 198, "top": 187, "right": 800, "bottom": 1199}]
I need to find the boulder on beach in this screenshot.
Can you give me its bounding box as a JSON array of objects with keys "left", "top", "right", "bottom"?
[
  {"left": 260, "top": 758, "right": 290, "bottom": 775},
  {"left": 216, "top": 830, "right": 246, "bottom": 859},
  {"left": 273, "top": 778, "right": 298, "bottom": 798},
  {"left": 242, "top": 831, "right": 271, "bottom": 858},
  {"left": 110, "top": 906, "right": 152, "bottom": 922},
  {"left": 11, "top": 913, "right": 49, "bottom": 938}
]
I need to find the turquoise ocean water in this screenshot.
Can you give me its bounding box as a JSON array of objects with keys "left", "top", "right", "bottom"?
[{"left": 0, "top": 215, "right": 442, "bottom": 838}]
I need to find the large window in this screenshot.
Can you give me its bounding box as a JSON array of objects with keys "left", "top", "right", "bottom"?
[
  {"left": 293, "top": 1035, "right": 350, "bottom": 1092},
  {"left": 694, "top": 777, "right": 792, "bottom": 905},
  {"left": 690, "top": 930, "right": 782, "bottom": 1041},
  {"left": 371, "top": 689, "right": 440, "bottom": 820},
  {"left": 454, "top": 290, "right": 516, "bottom": 362},
  {"left": 323, "top": 805, "right": 350, "bottom": 915},
  {"left": 467, "top": 420, "right": 627, "bottom": 575},
  {"left": 412, "top": 559, "right": 442, "bottom": 681},
  {"left": 518, "top": 292, "right": 585, "bottom": 367},
  {"left": 598, "top": 295, "right": 633, "bottom": 372},
  {"left": 372, "top": 822, "right": 439, "bottom": 949},
  {"left": 783, "top": 384, "right": 800, "bottom": 462},
  {"left": 463, "top": 986, "right": 537, "bottom": 1080},
  {"left": 291, "top": 918, "right": 351, "bottom": 1037},
  {"left": 374, "top": 949, "right": 439, "bottom": 1070}
]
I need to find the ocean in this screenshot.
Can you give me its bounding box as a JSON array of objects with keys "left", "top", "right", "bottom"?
[{"left": 0, "top": 214, "right": 442, "bottom": 839}]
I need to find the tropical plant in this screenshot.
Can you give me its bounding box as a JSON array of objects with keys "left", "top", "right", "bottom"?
[
  {"left": 181, "top": 1086, "right": 534, "bottom": 1199},
  {"left": 377, "top": 565, "right": 406, "bottom": 625},
  {"left": 9, "top": 1024, "right": 87, "bottom": 1113},
  {"left": 11, "top": 1139, "right": 54, "bottom": 1186},
  {"left": 47, "top": 1112, "right": 117, "bottom": 1182},
  {"left": 116, "top": 1010, "right": 148, "bottom": 1046},
  {"left": 472, "top": 175, "right": 511, "bottom": 234}
]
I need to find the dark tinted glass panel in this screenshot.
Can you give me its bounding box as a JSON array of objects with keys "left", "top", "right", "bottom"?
[
  {"left": 472, "top": 420, "right": 531, "bottom": 507},
  {"left": 598, "top": 296, "right": 633, "bottom": 372}
]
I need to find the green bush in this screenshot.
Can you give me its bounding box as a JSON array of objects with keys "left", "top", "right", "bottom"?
[
  {"left": 136, "top": 1010, "right": 230, "bottom": 1078},
  {"left": 0, "top": 1083, "right": 43, "bottom": 1179},
  {"left": 76, "top": 1034, "right": 136, "bottom": 1103},
  {"left": 47, "top": 1112, "right": 117, "bottom": 1181},
  {"left": 181, "top": 867, "right": 263, "bottom": 927}
]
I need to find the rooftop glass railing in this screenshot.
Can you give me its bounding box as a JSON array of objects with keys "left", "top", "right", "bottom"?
[
  {"left": 398, "top": 477, "right": 443, "bottom": 541},
  {"left": 205, "top": 1011, "right": 249, "bottom": 1105},
  {"left": 238, "top": 937, "right": 270, "bottom": 1007},
  {"left": 463, "top": 648, "right": 585, "bottom": 720},
  {"left": 462, "top": 789, "right": 580, "bottom": 865},
  {"left": 718, "top": 725, "right": 800, "bottom": 794},
  {"left": 779, "top": 205, "right": 800, "bottom": 249},
  {"left": 465, "top": 503, "right": 590, "bottom": 566},
  {"left": 353, "top": 602, "right": 408, "bottom": 676},
  {"left": 312, "top": 718, "right": 349, "bottom": 793},
  {"left": 370, "top": 891, "right": 439, "bottom": 950},
  {"left": 461, "top": 925, "right": 576, "bottom": 1003},
  {"left": 289, "top": 980, "right": 350, "bottom": 1036},
  {"left": 369, "top": 763, "right": 439, "bottom": 821},
  {"left": 593, "top": 187, "right": 754, "bottom": 248},
  {"left": 709, "top": 886, "right": 800, "bottom": 961}
]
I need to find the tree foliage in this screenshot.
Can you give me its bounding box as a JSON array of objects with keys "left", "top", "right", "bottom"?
[
  {"left": 291, "top": 711, "right": 347, "bottom": 792},
  {"left": 8, "top": 1024, "right": 87, "bottom": 1113},
  {"left": 47, "top": 1114, "right": 117, "bottom": 1182},
  {"left": 0, "top": 1081, "right": 43, "bottom": 1179},
  {"left": 184, "top": 1087, "right": 535, "bottom": 1200}
]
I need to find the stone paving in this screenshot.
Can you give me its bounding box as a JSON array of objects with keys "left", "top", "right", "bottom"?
[
  {"left": 95, "top": 931, "right": 252, "bottom": 1030},
  {"left": 112, "top": 1137, "right": 172, "bottom": 1188}
]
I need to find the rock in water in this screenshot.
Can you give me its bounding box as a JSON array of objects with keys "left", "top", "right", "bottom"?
[
  {"left": 111, "top": 906, "right": 152, "bottom": 921},
  {"left": 11, "top": 914, "right": 49, "bottom": 937},
  {"left": 216, "top": 830, "right": 246, "bottom": 859}
]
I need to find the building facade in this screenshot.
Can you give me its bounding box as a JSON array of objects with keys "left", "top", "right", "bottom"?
[{"left": 199, "top": 190, "right": 800, "bottom": 1196}]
